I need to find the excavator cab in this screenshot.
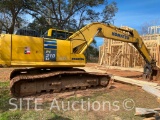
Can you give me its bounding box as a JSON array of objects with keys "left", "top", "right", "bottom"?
[
  {"left": 44, "top": 29, "right": 73, "bottom": 40},
  {"left": 14, "top": 28, "right": 40, "bottom": 37}
]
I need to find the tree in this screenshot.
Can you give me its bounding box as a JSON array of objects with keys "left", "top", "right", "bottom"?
[
  {"left": 85, "top": 39, "right": 99, "bottom": 62},
  {"left": 27, "top": 0, "right": 118, "bottom": 30},
  {"left": 27, "top": 0, "right": 117, "bottom": 62},
  {"left": 0, "top": 22, "right": 2, "bottom": 33},
  {"left": 140, "top": 19, "right": 160, "bottom": 35},
  {"left": 27, "top": 16, "right": 50, "bottom": 35},
  {"left": 0, "top": 0, "right": 37, "bottom": 34}
]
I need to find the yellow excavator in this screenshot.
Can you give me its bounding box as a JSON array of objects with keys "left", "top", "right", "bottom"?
[{"left": 0, "top": 22, "right": 158, "bottom": 97}]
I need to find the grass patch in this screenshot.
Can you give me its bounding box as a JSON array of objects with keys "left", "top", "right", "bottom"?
[
  {"left": 0, "top": 111, "right": 22, "bottom": 120},
  {"left": 0, "top": 110, "right": 70, "bottom": 120},
  {"left": 0, "top": 80, "right": 71, "bottom": 120},
  {"left": 53, "top": 86, "right": 159, "bottom": 120},
  {"left": 0, "top": 80, "right": 159, "bottom": 120},
  {"left": 0, "top": 81, "right": 9, "bottom": 88},
  {"left": 0, "top": 81, "right": 11, "bottom": 112}
]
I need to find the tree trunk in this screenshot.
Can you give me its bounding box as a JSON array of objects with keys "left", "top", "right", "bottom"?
[{"left": 8, "top": 16, "right": 16, "bottom": 34}]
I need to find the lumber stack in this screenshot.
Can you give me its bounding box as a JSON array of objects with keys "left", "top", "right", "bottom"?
[{"left": 135, "top": 107, "right": 160, "bottom": 120}]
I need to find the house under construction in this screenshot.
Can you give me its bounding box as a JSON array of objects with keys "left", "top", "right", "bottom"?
[{"left": 99, "top": 26, "right": 160, "bottom": 68}]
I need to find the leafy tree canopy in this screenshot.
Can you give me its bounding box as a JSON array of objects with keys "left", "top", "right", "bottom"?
[
  {"left": 27, "top": 0, "right": 118, "bottom": 30},
  {"left": 0, "top": 0, "right": 118, "bottom": 33},
  {"left": 0, "top": 0, "right": 37, "bottom": 33},
  {"left": 0, "top": 0, "right": 118, "bottom": 62}
]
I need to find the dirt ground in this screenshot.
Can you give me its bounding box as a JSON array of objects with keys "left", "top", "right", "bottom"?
[
  {"left": 86, "top": 63, "right": 143, "bottom": 79},
  {"left": 0, "top": 63, "right": 143, "bottom": 82},
  {"left": 86, "top": 63, "right": 160, "bottom": 82},
  {"left": 1, "top": 62, "right": 159, "bottom": 82},
  {"left": 0, "top": 63, "right": 158, "bottom": 99},
  {"left": 0, "top": 68, "right": 14, "bottom": 82},
  {"left": 0, "top": 64, "right": 160, "bottom": 120}
]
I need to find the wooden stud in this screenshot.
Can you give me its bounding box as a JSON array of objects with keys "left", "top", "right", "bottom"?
[{"left": 99, "top": 34, "right": 159, "bottom": 68}]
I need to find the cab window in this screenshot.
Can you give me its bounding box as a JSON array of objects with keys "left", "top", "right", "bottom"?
[{"left": 51, "top": 30, "right": 73, "bottom": 40}]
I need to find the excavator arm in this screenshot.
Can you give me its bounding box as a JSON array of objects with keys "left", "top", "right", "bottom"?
[{"left": 68, "top": 22, "right": 157, "bottom": 79}]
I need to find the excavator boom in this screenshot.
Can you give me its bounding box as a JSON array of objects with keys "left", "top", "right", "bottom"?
[
  {"left": 67, "top": 22, "right": 156, "bottom": 79},
  {"left": 68, "top": 23, "right": 153, "bottom": 64}
]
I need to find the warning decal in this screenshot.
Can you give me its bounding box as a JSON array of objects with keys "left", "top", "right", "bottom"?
[{"left": 24, "top": 47, "right": 30, "bottom": 54}]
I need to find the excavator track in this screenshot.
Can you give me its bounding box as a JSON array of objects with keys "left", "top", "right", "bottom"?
[{"left": 10, "top": 68, "right": 111, "bottom": 97}]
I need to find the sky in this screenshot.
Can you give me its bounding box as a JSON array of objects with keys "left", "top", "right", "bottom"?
[
  {"left": 114, "top": 0, "right": 160, "bottom": 31},
  {"left": 96, "top": 0, "right": 160, "bottom": 46},
  {"left": 24, "top": 0, "right": 160, "bottom": 47}
]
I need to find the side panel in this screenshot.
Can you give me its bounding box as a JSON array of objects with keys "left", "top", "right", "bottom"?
[
  {"left": 10, "top": 36, "right": 85, "bottom": 67},
  {"left": 56, "top": 40, "right": 71, "bottom": 62},
  {"left": 11, "top": 35, "right": 43, "bottom": 62},
  {"left": 0, "top": 34, "right": 11, "bottom": 66}
]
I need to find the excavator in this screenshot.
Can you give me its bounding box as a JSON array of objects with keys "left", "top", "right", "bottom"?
[{"left": 0, "top": 22, "right": 158, "bottom": 97}]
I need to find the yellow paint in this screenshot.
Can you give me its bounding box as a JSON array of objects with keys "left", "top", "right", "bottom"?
[
  {"left": 12, "top": 35, "right": 43, "bottom": 62},
  {"left": 56, "top": 40, "right": 71, "bottom": 62},
  {"left": 0, "top": 22, "right": 153, "bottom": 67},
  {"left": 0, "top": 34, "right": 11, "bottom": 66}
]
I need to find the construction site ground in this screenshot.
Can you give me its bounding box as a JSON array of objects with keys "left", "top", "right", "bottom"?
[{"left": 0, "top": 63, "right": 159, "bottom": 120}]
